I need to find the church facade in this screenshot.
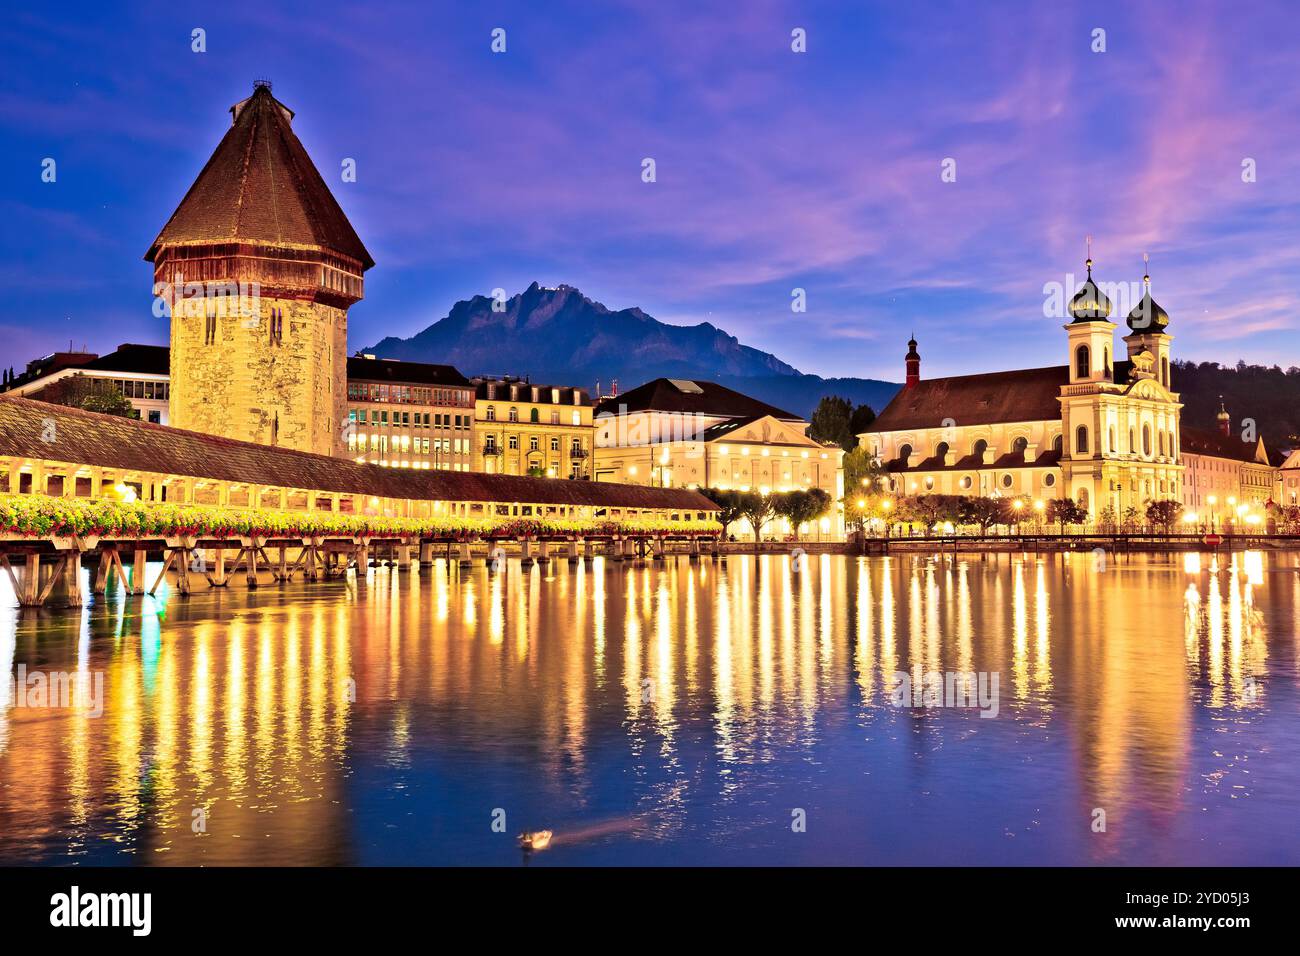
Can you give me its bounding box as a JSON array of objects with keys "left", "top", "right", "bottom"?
[{"left": 860, "top": 258, "right": 1187, "bottom": 520}]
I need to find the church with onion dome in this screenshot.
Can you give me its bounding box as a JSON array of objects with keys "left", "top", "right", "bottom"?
[{"left": 860, "top": 255, "right": 1196, "bottom": 521}]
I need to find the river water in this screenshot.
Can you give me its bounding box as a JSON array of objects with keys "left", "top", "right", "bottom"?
[{"left": 1, "top": 550, "right": 1298, "bottom": 865}]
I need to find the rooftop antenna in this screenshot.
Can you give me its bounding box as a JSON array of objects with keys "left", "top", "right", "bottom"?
[
  {"left": 1143, "top": 251, "right": 1150, "bottom": 284},
  {"left": 1085, "top": 235, "right": 1093, "bottom": 275}
]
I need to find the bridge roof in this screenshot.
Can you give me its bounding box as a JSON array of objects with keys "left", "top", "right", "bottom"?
[{"left": 0, "top": 396, "right": 716, "bottom": 512}]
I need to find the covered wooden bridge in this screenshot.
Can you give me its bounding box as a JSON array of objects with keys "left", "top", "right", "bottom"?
[{"left": 0, "top": 396, "right": 720, "bottom": 607}]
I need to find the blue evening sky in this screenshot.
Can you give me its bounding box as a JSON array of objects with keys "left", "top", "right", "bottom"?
[{"left": 2, "top": 1, "right": 1298, "bottom": 381}]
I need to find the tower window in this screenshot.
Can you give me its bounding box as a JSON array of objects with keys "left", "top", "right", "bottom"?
[
  {"left": 1075, "top": 344, "right": 1090, "bottom": 379},
  {"left": 1075, "top": 425, "right": 1089, "bottom": 454}
]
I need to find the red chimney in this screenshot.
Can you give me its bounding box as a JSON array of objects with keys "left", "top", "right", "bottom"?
[{"left": 904, "top": 337, "right": 921, "bottom": 388}]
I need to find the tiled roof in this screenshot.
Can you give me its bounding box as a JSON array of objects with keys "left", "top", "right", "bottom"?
[
  {"left": 867, "top": 365, "right": 1083, "bottom": 432},
  {"left": 145, "top": 84, "right": 373, "bottom": 269},
  {"left": 80, "top": 344, "right": 169, "bottom": 376},
  {"left": 1180, "top": 426, "right": 1271, "bottom": 465},
  {"left": 596, "top": 378, "right": 802, "bottom": 421},
  {"left": 0, "top": 396, "right": 716, "bottom": 512},
  {"left": 347, "top": 356, "right": 469, "bottom": 387},
  {"left": 475, "top": 378, "right": 592, "bottom": 406}
]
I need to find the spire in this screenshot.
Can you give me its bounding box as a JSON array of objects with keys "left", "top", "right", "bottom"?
[
  {"left": 146, "top": 82, "right": 373, "bottom": 270},
  {"left": 1068, "top": 239, "right": 1113, "bottom": 322},
  {"left": 1125, "top": 252, "right": 1169, "bottom": 332},
  {"left": 1216, "top": 396, "right": 1231, "bottom": 437}
]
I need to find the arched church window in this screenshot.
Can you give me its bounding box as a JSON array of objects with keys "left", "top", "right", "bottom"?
[
  {"left": 1012, "top": 436, "right": 1028, "bottom": 458},
  {"left": 934, "top": 441, "right": 949, "bottom": 462},
  {"left": 1052, "top": 434, "right": 1063, "bottom": 454},
  {"left": 972, "top": 438, "right": 988, "bottom": 461},
  {"left": 1159, "top": 431, "right": 1165, "bottom": 457},
  {"left": 1075, "top": 344, "right": 1090, "bottom": 379},
  {"left": 1162, "top": 356, "right": 1169, "bottom": 387},
  {"left": 1104, "top": 346, "right": 1112, "bottom": 380},
  {"left": 1129, "top": 428, "right": 1135, "bottom": 453},
  {"left": 1143, "top": 424, "right": 1152, "bottom": 457},
  {"left": 1108, "top": 427, "right": 1116, "bottom": 453},
  {"left": 897, "top": 443, "right": 912, "bottom": 464},
  {"left": 1075, "top": 425, "right": 1089, "bottom": 454}
]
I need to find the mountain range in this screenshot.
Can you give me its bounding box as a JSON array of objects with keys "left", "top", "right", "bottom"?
[{"left": 364, "top": 283, "right": 900, "bottom": 418}]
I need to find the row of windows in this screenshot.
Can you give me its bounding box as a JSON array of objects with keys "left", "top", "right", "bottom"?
[
  {"left": 347, "top": 382, "right": 474, "bottom": 406},
  {"left": 1077, "top": 423, "right": 1178, "bottom": 458},
  {"left": 348, "top": 433, "right": 471, "bottom": 455},
  {"left": 485, "top": 406, "right": 583, "bottom": 426},
  {"left": 349, "top": 409, "right": 470, "bottom": 429},
  {"left": 88, "top": 377, "right": 169, "bottom": 401},
  {"left": 485, "top": 435, "right": 586, "bottom": 453},
  {"left": 895, "top": 436, "right": 1061, "bottom": 463}
]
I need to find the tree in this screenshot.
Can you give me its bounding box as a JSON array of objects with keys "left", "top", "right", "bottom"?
[
  {"left": 840, "top": 446, "right": 889, "bottom": 532},
  {"left": 958, "top": 495, "right": 1009, "bottom": 534},
  {"left": 1145, "top": 499, "right": 1183, "bottom": 532},
  {"left": 905, "top": 494, "right": 959, "bottom": 533},
  {"left": 737, "top": 491, "right": 775, "bottom": 541},
  {"left": 848, "top": 403, "right": 876, "bottom": 438},
  {"left": 700, "top": 487, "right": 746, "bottom": 537},
  {"left": 808, "top": 395, "right": 854, "bottom": 450},
  {"left": 43, "top": 375, "right": 137, "bottom": 418},
  {"left": 1045, "top": 497, "right": 1087, "bottom": 532},
  {"left": 772, "top": 488, "right": 831, "bottom": 539}
]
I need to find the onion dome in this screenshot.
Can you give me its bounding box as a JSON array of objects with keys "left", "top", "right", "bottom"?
[
  {"left": 1069, "top": 258, "right": 1112, "bottom": 321},
  {"left": 1216, "top": 398, "right": 1230, "bottom": 426},
  {"left": 905, "top": 337, "right": 920, "bottom": 361},
  {"left": 1126, "top": 272, "right": 1169, "bottom": 332}
]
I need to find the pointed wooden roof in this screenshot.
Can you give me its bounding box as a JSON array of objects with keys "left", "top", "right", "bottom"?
[{"left": 145, "top": 83, "right": 373, "bottom": 269}]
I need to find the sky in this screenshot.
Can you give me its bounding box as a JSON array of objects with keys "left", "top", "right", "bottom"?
[{"left": 2, "top": 0, "right": 1299, "bottom": 383}]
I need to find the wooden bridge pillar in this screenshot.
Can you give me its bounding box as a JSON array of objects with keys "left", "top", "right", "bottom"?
[
  {"left": 535, "top": 541, "right": 550, "bottom": 566},
  {"left": 520, "top": 538, "right": 533, "bottom": 568},
  {"left": 63, "top": 549, "right": 84, "bottom": 607},
  {"left": 132, "top": 549, "right": 146, "bottom": 594},
  {"left": 418, "top": 541, "right": 434, "bottom": 568},
  {"left": 23, "top": 554, "right": 40, "bottom": 606},
  {"left": 652, "top": 537, "right": 665, "bottom": 561},
  {"left": 567, "top": 538, "right": 581, "bottom": 565},
  {"left": 458, "top": 542, "right": 473, "bottom": 569}
]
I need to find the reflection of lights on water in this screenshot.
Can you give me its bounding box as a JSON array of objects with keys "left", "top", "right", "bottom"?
[
  {"left": 1183, "top": 552, "right": 1201, "bottom": 575},
  {"left": 1243, "top": 551, "right": 1264, "bottom": 587}
]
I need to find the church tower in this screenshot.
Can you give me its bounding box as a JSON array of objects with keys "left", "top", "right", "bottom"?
[
  {"left": 145, "top": 82, "right": 373, "bottom": 456},
  {"left": 1123, "top": 257, "right": 1173, "bottom": 390},
  {"left": 1064, "top": 256, "right": 1116, "bottom": 384}
]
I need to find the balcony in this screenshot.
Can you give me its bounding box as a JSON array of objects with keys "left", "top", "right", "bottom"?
[
  {"left": 570, "top": 448, "right": 589, "bottom": 459},
  {"left": 482, "top": 444, "right": 500, "bottom": 456}
]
